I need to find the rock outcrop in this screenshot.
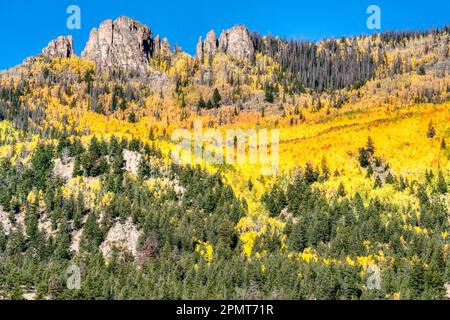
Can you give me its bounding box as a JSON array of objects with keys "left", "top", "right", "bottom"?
[
  {"left": 219, "top": 25, "right": 255, "bottom": 60},
  {"left": 196, "top": 26, "right": 254, "bottom": 61},
  {"left": 204, "top": 30, "right": 218, "bottom": 58},
  {"left": 81, "top": 16, "right": 153, "bottom": 74},
  {"left": 196, "top": 30, "right": 218, "bottom": 61},
  {"left": 42, "top": 35, "right": 74, "bottom": 58},
  {"left": 153, "top": 35, "right": 171, "bottom": 59},
  {"left": 196, "top": 36, "right": 204, "bottom": 61},
  {"left": 0, "top": 206, "right": 12, "bottom": 235},
  {"left": 123, "top": 149, "right": 142, "bottom": 176},
  {"left": 100, "top": 219, "right": 142, "bottom": 258}
]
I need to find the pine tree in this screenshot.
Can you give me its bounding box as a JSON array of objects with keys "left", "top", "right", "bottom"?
[
  {"left": 409, "top": 260, "right": 425, "bottom": 298},
  {"left": 212, "top": 88, "right": 222, "bottom": 108},
  {"left": 80, "top": 212, "right": 103, "bottom": 253},
  {"left": 0, "top": 222, "right": 7, "bottom": 252},
  {"left": 366, "top": 136, "right": 375, "bottom": 155},
  {"left": 321, "top": 156, "right": 330, "bottom": 180},
  {"left": 337, "top": 183, "right": 346, "bottom": 197},
  {"left": 264, "top": 83, "right": 275, "bottom": 103},
  {"left": 427, "top": 121, "right": 436, "bottom": 138},
  {"left": 197, "top": 96, "right": 206, "bottom": 111},
  {"left": 304, "top": 161, "right": 318, "bottom": 184},
  {"left": 72, "top": 156, "right": 83, "bottom": 177},
  {"left": 358, "top": 148, "right": 370, "bottom": 168},
  {"left": 112, "top": 152, "right": 125, "bottom": 176},
  {"left": 138, "top": 158, "right": 151, "bottom": 179},
  {"left": 373, "top": 176, "right": 382, "bottom": 189},
  {"left": 385, "top": 172, "right": 395, "bottom": 184},
  {"left": 436, "top": 170, "right": 448, "bottom": 194}
]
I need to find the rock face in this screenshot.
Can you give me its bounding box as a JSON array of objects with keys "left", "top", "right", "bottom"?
[
  {"left": 204, "top": 30, "right": 218, "bottom": 58},
  {"left": 218, "top": 25, "right": 255, "bottom": 60},
  {"left": 100, "top": 219, "right": 142, "bottom": 258},
  {"left": 123, "top": 149, "right": 142, "bottom": 176},
  {"left": 42, "top": 35, "right": 74, "bottom": 58},
  {"left": 0, "top": 206, "right": 12, "bottom": 235},
  {"left": 53, "top": 157, "right": 74, "bottom": 182},
  {"left": 81, "top": 16, "right": 153, "bottom": 74},
  {"left": 196, "top": 26, "right": 254, "bottom": 61},
  {"left": 153, "top": 35, "right": 171, "bottom": 59},
  {"left": 196, "top": 30, "right": 218, "bottom": 60},
  {"left": 196, "top": 36, "right": 204, "bottom": 61}
]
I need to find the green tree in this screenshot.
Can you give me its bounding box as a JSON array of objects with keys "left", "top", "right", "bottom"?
[
  {"left": 138, "top": 158, "right": 151, "bottom": 179},
  {"left": 264, "top": 82, "right": 275, "bottom": 103},
  {"left": 436, "top": 170, "right": 448, "bottom": 194},
  {"left": 212, "top": 88, "right": 222, "bottom": 107},
  {"left": 409, "top": 260, "right": 425, "bottom": 298},
  {"left": 427, "top": 121, "right": 436, "bottom": 139},
  {"left": 80, "top": 212, "right": 103, "bottom": 253},
  {"left": 197, "top": 96, "right": 206, "bottom": 111}
]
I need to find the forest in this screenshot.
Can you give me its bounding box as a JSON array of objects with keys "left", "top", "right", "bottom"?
[{"left": 0, "top": 22, "right": 449, "bottom": 300}]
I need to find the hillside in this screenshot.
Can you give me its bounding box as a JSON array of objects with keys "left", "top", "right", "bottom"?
[{"left": 0, "top": 17, "right": 449, "bottom": 300}]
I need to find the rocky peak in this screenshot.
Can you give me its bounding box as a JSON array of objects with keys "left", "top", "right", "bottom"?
[
  {"left": 204, "top": 30, "right": 218, "bottom": 57},
  {"left": 81, "top": 16, "right": 153, "bottom": 75},
  {"left": 218, "top": 25, "right": 255, "bottom": 60},
  {"left": 196, "top": 36, "right": 203, "bottom": 61},
  {"left": 154, "top": 35, "right": 171, "bottom": 59},
  {"left": 196, "top": 30, "right": 218, "bottom": 62},
  {"left": 42, "top": 35, "right": 74, "bottom": 58}
]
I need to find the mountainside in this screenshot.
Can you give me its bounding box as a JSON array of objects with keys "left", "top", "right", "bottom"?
[{"left": 0, "top": 17, "right": 449, "bottom": 300}]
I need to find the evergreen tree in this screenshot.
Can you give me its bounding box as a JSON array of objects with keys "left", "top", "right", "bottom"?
[
  {"left": 212, "top": 88, "right": 222, "bottom": 108},
  {"left": 436, "top": 171, "right": 448, "bottom": 194},
  {"left": 427, "top": 121, "right": 436, "bottom": 138},
  {"left": 197, "top": 96, "right": 206, "bottom": 111}
]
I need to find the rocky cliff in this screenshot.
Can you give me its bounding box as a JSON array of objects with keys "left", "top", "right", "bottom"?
[
  {"left": 218, "top": 25, "right": 255, "bottom": 60},
  {"left": 196, "top": 26, "right": 255, "bottom": 61},
  {"left": 42, "top": 35, "right": 74, "bottom": 58},
  {"left": 36, "top": 17, "right": 255, "bottom": 75},
  {"left": 81, "top": 16, "right": 153, "bottom": 75}
]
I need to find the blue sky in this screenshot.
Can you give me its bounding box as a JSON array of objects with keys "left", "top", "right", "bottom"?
[{"left": 0, "top": 0, "right": 449, "bottom": 70}]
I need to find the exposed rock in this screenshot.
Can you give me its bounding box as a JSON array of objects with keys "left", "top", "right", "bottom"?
[
  {"left": 0, "top": 206, "right": 12, "bottom": 235},
  {"left": 196, "top": 30, "right": 218, "bottom": 62},
  {"left": 70, "top": 228, "right": 83, "bottom": 253},
  {"left": 100, "top": 219, "right": 142, "bottom": 258},
  {"left": 218, "top": 25, "right": 255, "bottom": 60},
  {"left": 123, "top": 149, "right": 142, "bottom": 175},
  {"left": 204, "top": 30, "right": 218, "bottom": 58},
  {"left": 196, "top": 36, "right": 203, "bottom": 61},
  {"left": 38, "top": 212, "right": 56, "bottom": 238},
  {"left": 22, "top": 56, "right": 37, "bottom": 66},
  {"left": 172, "top": 178, "right": 186, "bottom": 196},
  {"left": 42, "top": 35, "right": 74, "bottom": 58},
  {"left": 81, "top": 16, "right": 153, "bottom": 74},
  {"left": 161, "top": 38, "right": 171, "bottom": 56},
  {"left": 70, "top": 215, "right": 88, "bottom": 253},
  {"left": 154, "top": 35, "right": 171, "bottom": 59},
  {"left": 53, "top": 157, "right": 74, "bottom": 182}
]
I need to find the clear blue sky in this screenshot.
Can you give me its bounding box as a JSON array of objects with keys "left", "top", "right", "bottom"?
[{"left": 0, "top": 0, "right": 449, "bottom": 70}]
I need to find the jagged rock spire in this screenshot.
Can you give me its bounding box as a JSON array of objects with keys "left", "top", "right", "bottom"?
[
  {"left": 81, "top": 16, "right": 153, "bottom": 75},
  {"left": 42, "top": 35, "right": 74, "bottom": 58},
  {"left": 218, "top": 25, "right": 254, "bottom": 60},
  {"left": 196, "top": 26, "right": 254, "bottom": 62}
]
